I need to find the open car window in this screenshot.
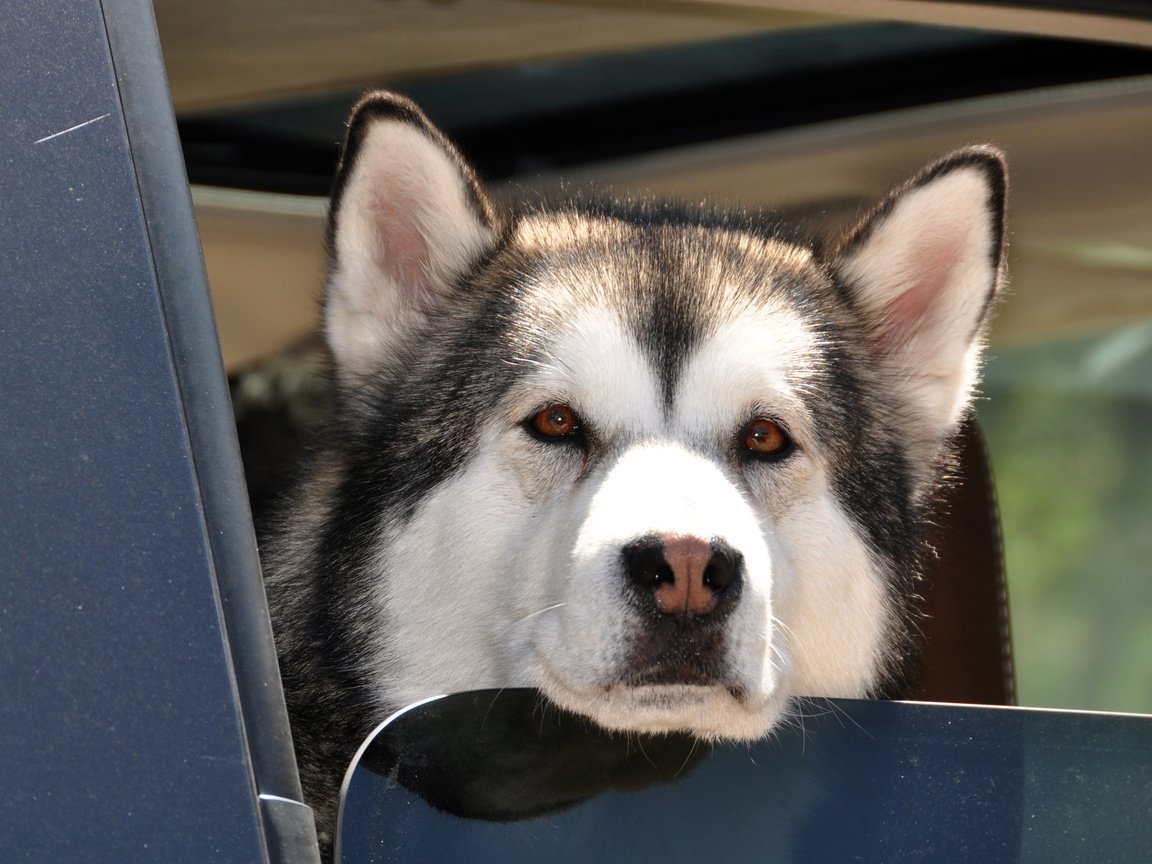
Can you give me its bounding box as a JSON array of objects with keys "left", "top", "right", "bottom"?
[{"left": 183, "top": 7, "right": 1152, "bottom": 717}]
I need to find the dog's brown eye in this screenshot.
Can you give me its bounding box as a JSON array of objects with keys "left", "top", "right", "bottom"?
[
  {"left": 529, "top": 404, "right": 579, "bottom": 440},
  {"left": 743, "top": 417, "right": 792, "bottom": 458}
]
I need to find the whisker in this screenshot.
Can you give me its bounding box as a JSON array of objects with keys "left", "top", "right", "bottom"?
[
  {"left": 770, "top": 615, "right": 796, "bottom": 638},
  {"left": 822, "top": 696, "right": 874, "bottom": 738},
  {"left": 497, "top": 602, "right": 568, "bottom": 636},
  {"left": 635, "top": 735, "right": 659, "bottom": 771},
  {"left": 480, "top": 687, "right": 507, "bottom": 729},
  {"left": 674, "top": 737, "right": 701, "bottom": 778}
]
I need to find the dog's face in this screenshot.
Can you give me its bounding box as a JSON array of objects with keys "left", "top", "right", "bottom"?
[{"left": 318, "top": 92, "right": 1005, "bottom": 740}]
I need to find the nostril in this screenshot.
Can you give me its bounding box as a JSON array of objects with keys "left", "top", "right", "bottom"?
[
  {"left": 703, "top": 541, "right": 742, "bottom": 593},
  {"left": 651, "top": 563, "right": 674, "bottom": 587},
  {"left": 621, "top": 537, "right": 672, "bottom": 592}
]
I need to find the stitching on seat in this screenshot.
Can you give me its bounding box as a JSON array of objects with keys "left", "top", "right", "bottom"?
[{"left": 969, "top": 420, "right": 1016, "bottom": 705}]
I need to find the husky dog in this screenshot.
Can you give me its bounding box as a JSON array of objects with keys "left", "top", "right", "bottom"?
[{"left": 262, "top": 91, "right": 1006, "bottom": 850}]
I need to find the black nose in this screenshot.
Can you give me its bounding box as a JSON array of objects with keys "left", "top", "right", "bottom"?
[{"left": 621, "top": 533, "right": 742, "bottom": 620}]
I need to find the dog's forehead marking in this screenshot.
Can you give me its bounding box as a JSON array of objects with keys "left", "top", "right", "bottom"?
[
  {"left": 510, "top": 302, "right": 820, "bottom": 447},
  {"left": 504, "top": 212, "right": 828, "bottom": 440},
  {"left": 672, "top": 309, "right": 822, "bottom": 440},
  {"left": 512, "top": 306, "right": 663, "bottom": 436}
]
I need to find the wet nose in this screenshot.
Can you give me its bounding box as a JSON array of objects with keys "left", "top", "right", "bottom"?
[{"left": 621, "top": 533, "right": 742, "bottom": 619}]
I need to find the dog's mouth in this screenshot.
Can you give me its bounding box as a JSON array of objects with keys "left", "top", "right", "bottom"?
[
  {"left": 528, "top": 603, "right": 784, "bottom": 740},
  {"left": 616, "top": 662, "right": 748, "bottom": 703},
  {"left": 536, "top": 655, "right": 739, "bottom": 702},
  {"left": 533, "top": 655, "right": 776, "bottom": 741},
  {"left": 621, "top": 664, "right": 722, "bottom": 688}
]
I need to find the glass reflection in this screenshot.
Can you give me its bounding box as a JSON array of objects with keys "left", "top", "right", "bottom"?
[{"left": 338, "top": 691, "right": 1152, "bottom": 864}]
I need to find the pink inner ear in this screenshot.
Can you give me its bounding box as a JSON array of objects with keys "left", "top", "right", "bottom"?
[
  {"left": 370, "top": 195, "right": 435, "bottom": 311},
  {"left": 875, "top": 236, "right": 963, "bottom": 355}
]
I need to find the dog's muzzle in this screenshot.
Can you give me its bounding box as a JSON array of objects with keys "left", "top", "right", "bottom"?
[{"left": 619, "top": 532, "right": 744, "bottom": 687}]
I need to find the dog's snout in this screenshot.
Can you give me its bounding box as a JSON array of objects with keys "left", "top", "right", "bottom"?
[{"left": 621, "top": 534, "right": 742, "bottom": 619}]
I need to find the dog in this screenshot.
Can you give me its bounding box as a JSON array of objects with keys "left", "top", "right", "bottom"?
[{"left": 259, "top": 90, "right": 1006, "bottom": 853}]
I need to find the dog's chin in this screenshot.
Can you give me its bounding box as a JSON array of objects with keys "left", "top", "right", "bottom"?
[{"left": 535, "top": 664, "right": 788, "bottom": 742}]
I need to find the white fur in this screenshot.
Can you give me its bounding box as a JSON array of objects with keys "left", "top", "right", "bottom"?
[
  {"left": 675, "top": 315, "right": 892, "bottom": 699},
  {"left": 776, "top": 492, "right": 891, "bottom": 696},
  {"left": 366, "top": 305, "right": 889, "bottom": 740},
  {"left": 326, "top": 122, "right": 494, "bottom": 379},
  {"left": 529, "top": 438, "right": 782, "bottom": 736}
]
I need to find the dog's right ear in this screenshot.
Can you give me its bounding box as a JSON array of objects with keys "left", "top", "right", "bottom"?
[{"left": 324, "top": 91, "right": 498, "bottom": 380}]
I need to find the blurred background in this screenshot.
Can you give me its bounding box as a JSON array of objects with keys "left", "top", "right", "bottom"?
[{"left": 153, "top": 0, "right": 1152, "bottom": 714}]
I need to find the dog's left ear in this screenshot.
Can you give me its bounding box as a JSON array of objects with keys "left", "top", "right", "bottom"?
[
  {"left": 831, "top": 148, "right": 1006, "bottom": 455},
  {"left": 324, "top": 91, "right": 499, "bottom": 380}
]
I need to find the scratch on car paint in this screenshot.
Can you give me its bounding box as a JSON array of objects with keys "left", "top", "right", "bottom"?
[{"left": 34, "top": 113, "right": 111, "bottom": 145}]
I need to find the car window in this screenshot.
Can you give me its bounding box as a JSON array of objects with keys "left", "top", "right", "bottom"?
[{"left": 339, "top": 689, "right": 1152, "bottom": 864}]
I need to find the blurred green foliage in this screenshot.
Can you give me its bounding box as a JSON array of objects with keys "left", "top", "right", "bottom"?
[{"left": 978, "top": 323, "right": 1152, "bottom": 714}]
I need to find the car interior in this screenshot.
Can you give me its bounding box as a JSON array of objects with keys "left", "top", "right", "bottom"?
[{"left": 156, "top": 0, "right": 1152, "bottom": 715}]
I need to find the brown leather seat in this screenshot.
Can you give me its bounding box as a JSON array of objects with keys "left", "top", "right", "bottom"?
[{"left": 910, "top": 418, "right": 1015, "bottom": 705}]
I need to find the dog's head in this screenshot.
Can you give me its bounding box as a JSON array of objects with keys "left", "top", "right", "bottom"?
[{"left": 319, "top": 91, "right": 1006, "bottom": 739}]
